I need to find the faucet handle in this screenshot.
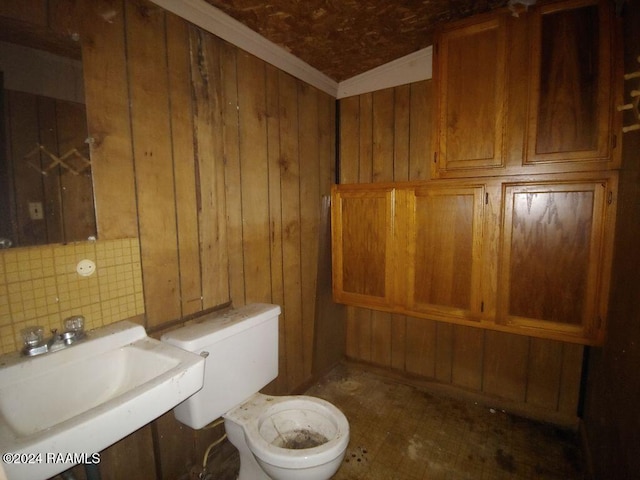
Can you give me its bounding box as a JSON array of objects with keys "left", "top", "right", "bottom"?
[
  {"left": 20, "top": 326, "right": 44, "bottom": 347},
  {"left": 64, "top": 315, "right": 85, "bottom": 335}
]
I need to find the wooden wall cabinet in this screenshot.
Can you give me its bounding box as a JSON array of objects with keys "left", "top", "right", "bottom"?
[
  {"left": 332, "top": 182, "right": 488, "bottom": 326},
  {"left": 432, "top": 0, "right": 619, "bottom": 178},
  {"left": 403, "top": 185, "right": 485, "bottom": 322},
  {"left": 525, "top": 0, "right": 616, "bottom": 170},
  {"left": 498, "top": 174, "right": 617, "bottom": 344},
  {"left": 432, "top": 14, "right": 507, "bottom": 175},
  {"left": 331, "top": 186, "right": 396, "bottom": 309},
  {"left": 332, "top": 173, "right": 617, "bottom": 345}
]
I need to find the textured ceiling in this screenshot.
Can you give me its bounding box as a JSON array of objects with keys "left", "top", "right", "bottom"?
[{"left": 204, "top": 0, "right": 510, "bottom": 81}]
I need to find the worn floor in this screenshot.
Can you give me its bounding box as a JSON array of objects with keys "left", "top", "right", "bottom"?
[{"left": 209, "top": 363, "right": 585, "bottom": 479}]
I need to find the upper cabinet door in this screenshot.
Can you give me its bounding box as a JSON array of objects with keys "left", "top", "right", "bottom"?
[
  {"left": 331, "top": 186, "right": 396, "bottom": 309},
  {"left": 498, "top": 175, "right": 617, "bottom": 344},
  {"left": 433, "top": 14, "right": 508, "bottom": 175},
  {"left": 404, "top": 185, "right": 485, "bottom": 322},
  {"left": 526, "top": 0, "right": 615, "bottom": 167}
]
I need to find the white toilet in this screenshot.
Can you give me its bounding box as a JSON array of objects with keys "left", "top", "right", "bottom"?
[{"left": 161, "top": 303, "right": 349, "bottom": 480}]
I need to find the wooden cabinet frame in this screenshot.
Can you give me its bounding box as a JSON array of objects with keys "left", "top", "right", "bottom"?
[
  {"left": 525, "top": 0, "right": 617, "bottom": 168},
  {"left": 402, "top": 185, "right": 485, "bottom": 322},
  {"left": 497, "top": 173, "right": 617, "bottom": 344},
  {"left": 331, "top": 185, "right": 396, "bottom": 309},
  {"left": 433, "top": 13, "right": 508, "bottom": 175},
  {"left": 332, "top": 172, "right": 617, "bottom": 345},
  {"left": 432, "top": 0, "right": 621, "bottom": 179}
]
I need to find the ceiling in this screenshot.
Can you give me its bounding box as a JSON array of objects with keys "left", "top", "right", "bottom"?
[{"left": 203, "top": 0, "right": 510, "bottom": 81}]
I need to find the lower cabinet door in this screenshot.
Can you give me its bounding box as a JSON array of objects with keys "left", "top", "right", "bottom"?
[
  {"left": 331, "top": 186, "right": 396, "bottom": 309},
  {"left": 498, "top": 176, "right": 616, "bottom": 344},
  {"left": 404, "top": 185, "right": 485, "bottom": 322}
]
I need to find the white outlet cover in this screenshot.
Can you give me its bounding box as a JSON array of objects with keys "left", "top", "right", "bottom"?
[{"left": 76, "top": 259, "right": 96, "bottom": 277}]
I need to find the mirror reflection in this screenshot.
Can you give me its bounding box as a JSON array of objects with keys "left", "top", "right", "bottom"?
[{"left": 0, "top": 30, "right": 96, "bottom": 248}]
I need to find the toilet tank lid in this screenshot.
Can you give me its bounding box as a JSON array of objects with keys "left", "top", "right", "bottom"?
[{"left": 161, "top": 303, "right": 281, "bottom": 352}]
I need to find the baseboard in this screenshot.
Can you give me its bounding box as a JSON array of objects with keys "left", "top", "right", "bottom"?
[{"left": 342, "top": 359, "right": 581, "bottom": 429}]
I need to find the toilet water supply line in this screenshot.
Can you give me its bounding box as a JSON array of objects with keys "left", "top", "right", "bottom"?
[{"left": 200, "top": 418, "right": 227, "bottom": 478}]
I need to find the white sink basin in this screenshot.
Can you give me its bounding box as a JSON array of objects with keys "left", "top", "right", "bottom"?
[{"left": 0, "top": 321, "right": 205, "bottom": 480}]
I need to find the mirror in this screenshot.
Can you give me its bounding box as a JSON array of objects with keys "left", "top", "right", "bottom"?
[{"left": 0, "top": 21, "right": 96, "bottom": 248}]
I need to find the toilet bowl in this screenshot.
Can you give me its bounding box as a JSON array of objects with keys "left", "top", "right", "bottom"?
[
  {"left": 224, "top": 393, "right": 349, "bottom": 480},
  {"left": 161, "top": 303, "right": 349, "bottom": 480}
]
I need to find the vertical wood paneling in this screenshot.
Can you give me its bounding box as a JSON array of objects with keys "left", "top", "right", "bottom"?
[
  {"left": 358, "top": 92, "right": 373, "bottom": 182},
  {"left": 264, "top": 64, "right": 287, "bottom": 392},
  {"left": 393, "top": 84, "right": 411, "bottom": 181},
  {"left": 451, "top": 325, "right": 484, "bottom": 390},
  {"left": 100, "top": 424, "right": 157, "bottom": 480},
  {"left": 299, "top": 82, "right": 320, "bottom": 378},
  {"left": 526, "top": 338, "right": 563, "bottom": 409},
  {"left": 43, "top": 0, "right": 338, "bottom": 476},
  {"left": 81, "top": 0, "right": 138, "bottom": 240},
  {"left": 339, "top": 95, "right": 360, "bottom": 184},
  {"left": 125, "top": 0, "right": 181, "bottom": 327},
  {"left": 340, "top": 78, "right": 583, "bottom": 422},
  {"left": 219, "top": 42, "right": 244, "bottom": 306},
  {"left": 558, "top": 343, "right": 584, "bottom": 415},
  {"left": 435, "top": 323, "right": 454, "bottom": 382},
  {"left": 483, "top": 330, "right": 529, "bottom": 401},
  {"left": 237, "top": 52, "right": 271, "bottom": 304},
  {"left": 409, "top": 81, "right": 431, "bottom": 181},
  {"left": 166, "top": 13, "right": 202, "bottom": 316},
  {"left": 278, "top": 71, "right": 305, "bottom": 390},
  {"left": 190, "top": 30, "right": 230, "bottom": 310},
  {"left": 370, "top": 88, "right": 394, "bottom": 367},
  {"left": 405, "top": 316, "right": 436, "bottom": 376}
]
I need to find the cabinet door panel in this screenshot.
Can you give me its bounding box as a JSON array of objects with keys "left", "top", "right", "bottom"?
[
  {"left": 499, "top": 178, "right": 614, "bottom": 342},
  {"left": 435, "top": 16, "right": 507, "bottom": 173},
  {"left": 406, "top": 186, "right": 484, "bottom": 320},
  {"left": 526, "top": 0, "right": 613, "bottom": 165},
  {"left": 332, "top": 187, "right": 395, "bottom": 308}
]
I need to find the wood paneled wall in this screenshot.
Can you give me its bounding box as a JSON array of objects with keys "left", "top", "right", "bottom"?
[
  {"left": 80, "top": 0, "right": 336, "bottom": 395},
  {"left": 582, "top": 4, "right": 640, "bottom": 478},
  {"left": 339, "top": 82, "right": 584, "bottom": 424},
  {"left": 2, "top": 0, "right": 337, "bottom": 477}
]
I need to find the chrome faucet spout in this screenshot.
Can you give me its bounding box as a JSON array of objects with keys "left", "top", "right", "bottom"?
[{"left": 20, "top": 316, "right": 87, "bottom": 357}]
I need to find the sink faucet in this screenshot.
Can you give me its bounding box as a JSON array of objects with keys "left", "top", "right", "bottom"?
[{"left": 21, "top": 316, "right": 87, "bottom": 357}]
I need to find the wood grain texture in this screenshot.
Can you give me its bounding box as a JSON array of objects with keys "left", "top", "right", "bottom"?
[
  {"left": 434, "top": 14, "right": 506, "bottom": 172},
  {"left": 126, "top": 0, "right": 181, "bottom": 327},
  {"left": 30, "top": 0, "right": 337, "bottom": 475},
  {"left": 338, "top": 77, "right": 588, "bottom": 424},
  {"left": 81, "top": 0, "right": 138, "bottom": 240},
  {"left": 526, "top": 0, "right": 614, "bottom": 165}
]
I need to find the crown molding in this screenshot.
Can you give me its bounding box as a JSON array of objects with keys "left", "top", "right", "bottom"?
[
  {"left": 336, "top": 46, "right": 433, "bottom": 99},
  {"left": 149, "top": 0, "right": 339, "bottom": 97},
  {"left": 150, "top": 0, "right": 433, "bottom": 99}
]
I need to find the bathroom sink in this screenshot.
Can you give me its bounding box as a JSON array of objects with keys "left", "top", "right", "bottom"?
[{"left": 0, "top": 321, "right": 205, "bottom": 480}]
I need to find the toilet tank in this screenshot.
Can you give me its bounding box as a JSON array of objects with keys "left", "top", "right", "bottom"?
[{"left": 161, "top": 303, "right": 280, "bottom": 429}]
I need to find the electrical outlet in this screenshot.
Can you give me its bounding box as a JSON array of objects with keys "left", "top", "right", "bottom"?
[
  {"left": 28, "top": 202, "right": 44, "bottom": 220},
  {"left": 76, "top": 259, "right": 96, "bottom": 277}
]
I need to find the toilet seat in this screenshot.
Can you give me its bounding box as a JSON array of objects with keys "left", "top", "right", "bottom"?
[{"left": 224, "top": 393, "right": 349, "bottom": 470}]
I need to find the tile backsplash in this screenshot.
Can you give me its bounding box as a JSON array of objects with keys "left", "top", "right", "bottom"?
[{"left": 0, "top": 238, "right": 144, "bottom": 355}]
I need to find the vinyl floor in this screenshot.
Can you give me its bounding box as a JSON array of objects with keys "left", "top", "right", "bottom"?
[{"left": 210, "top": 363, "right": 586, "bottom": 479}]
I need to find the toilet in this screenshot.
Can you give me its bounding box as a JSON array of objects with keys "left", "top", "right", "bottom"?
[{"left": 161, "top": 303, "right": 349, "bottom": 480}]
